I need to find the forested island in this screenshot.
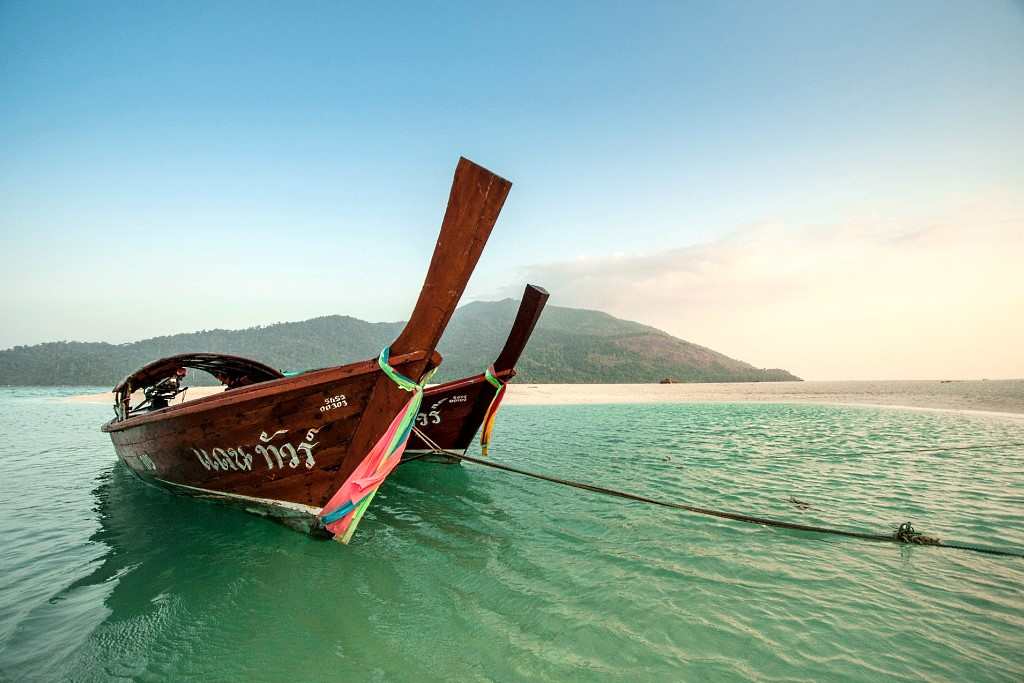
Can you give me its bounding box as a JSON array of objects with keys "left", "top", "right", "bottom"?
[{"left": 0, "top": 299, "right": 800, "bottom": 386}]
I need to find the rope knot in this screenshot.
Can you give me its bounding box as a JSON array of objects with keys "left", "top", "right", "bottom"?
[{"left": 894, "top": 522, "right": 940, "bottom": 545}]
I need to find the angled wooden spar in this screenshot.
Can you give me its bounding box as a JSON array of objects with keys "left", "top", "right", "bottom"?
[
  {"left": 338, "top": 158, "right": 512, "bottom": 480},
  {"left": 393, "top": 157, "right": 512, "bottom": 360},
  {"left": 405, "top": 283, "right": 550, "bottom": 457},
  {"left": 493, "top": 284, "right": 550, "bottom": 373}
]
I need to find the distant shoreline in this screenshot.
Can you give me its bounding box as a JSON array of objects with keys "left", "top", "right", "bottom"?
[{"left": 64, "top": 379, "right": 1024, "bottom": 418}]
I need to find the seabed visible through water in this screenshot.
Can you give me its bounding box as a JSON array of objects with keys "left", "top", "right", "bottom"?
[{"left": 1, "top": 387, "right": 1022, "bottom": 681}]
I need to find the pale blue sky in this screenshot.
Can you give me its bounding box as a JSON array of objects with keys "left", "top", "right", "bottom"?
[{"left": 2, "top": 2, "right": 1022, "bottom": 378}]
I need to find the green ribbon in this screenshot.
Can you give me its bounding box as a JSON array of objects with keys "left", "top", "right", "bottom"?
[
  {"left": 484, "top": 365, "right": 504, "bottom": 389},
  {"left": 378, "top": 346, "right": 426, "bottom": 392},
  {"left": 333, "top": 347, "right": 435, "bottom": 543}
]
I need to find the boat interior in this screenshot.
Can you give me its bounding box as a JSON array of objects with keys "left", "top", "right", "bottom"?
[{"left": 113, "top": 353, "right": 285, "bottom": 419}]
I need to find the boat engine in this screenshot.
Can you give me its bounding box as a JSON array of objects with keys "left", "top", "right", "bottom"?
[{"left": 144, "top": 370, "right": 186, "bottom": 410}]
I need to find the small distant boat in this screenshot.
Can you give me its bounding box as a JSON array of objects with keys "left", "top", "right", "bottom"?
[
  {"left": 101, "top": 158, "right": 511, "bottom": 540},
  {"left": 406, "top": 284, "right": 549, "bottom": 459}
]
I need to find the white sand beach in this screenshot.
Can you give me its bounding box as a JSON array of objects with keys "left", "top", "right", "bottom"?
[{"left": 69, "top": 379, "right": 1024, "bottom": 417}]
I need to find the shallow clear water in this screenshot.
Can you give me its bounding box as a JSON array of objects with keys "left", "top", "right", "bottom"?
[{"left": 1, "top": 388, "right": 1022, "bottom": 681}]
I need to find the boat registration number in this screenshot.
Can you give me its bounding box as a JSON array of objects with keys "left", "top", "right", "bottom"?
[{"left": 320, "top": 394, "right": 349, "bottom": 412}]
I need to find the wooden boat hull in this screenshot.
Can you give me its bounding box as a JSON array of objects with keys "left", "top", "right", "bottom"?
[
  {"left": 104, "top": 353, "right": 433, "bottom": 533},
  {"left": 407, "top": 369, "right": 515, "bottom": 459},
  {"left": 407, "top": 284, "right": 549, "bottom": 459},
  {"left": 101, "top": 158, "right": 512, "bottom": 537}
]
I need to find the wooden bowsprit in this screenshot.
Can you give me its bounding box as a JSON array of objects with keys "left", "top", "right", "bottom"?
[
  {"left": 319, "top": 348, "right": 433, "bottom": 542},
  {"left": 405, "top": 284, "right": 549, "bottom": 458}
]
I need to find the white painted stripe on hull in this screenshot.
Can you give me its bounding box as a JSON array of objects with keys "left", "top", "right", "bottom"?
[{"left": 155, "top": 478, "right": 322, "bottom": 516}]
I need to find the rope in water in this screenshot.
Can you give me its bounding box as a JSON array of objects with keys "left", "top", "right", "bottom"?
[{"left": 409, "top": 428, "right": 1024, "bottom": 559}]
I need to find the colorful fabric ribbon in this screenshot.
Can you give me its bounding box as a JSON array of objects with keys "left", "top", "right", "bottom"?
[
  {"left": 480, "top": 365, "right": 507, "bottom": 456},
  {"left": 318, "top": 347, "right": 432, "bottom": 543}
]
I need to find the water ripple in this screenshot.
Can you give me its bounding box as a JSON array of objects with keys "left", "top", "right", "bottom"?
[{"left": 0, "top": 392, "right": 1022, "bottom": 681}]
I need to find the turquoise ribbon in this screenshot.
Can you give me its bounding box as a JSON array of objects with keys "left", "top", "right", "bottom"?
[{"left": 317, "top": 346, "right": 435, "bottom": 531}]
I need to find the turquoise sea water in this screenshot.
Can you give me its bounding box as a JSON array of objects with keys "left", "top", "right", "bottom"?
[{"left": 1, "top": 388, "right": 1022, "bottom": 682}]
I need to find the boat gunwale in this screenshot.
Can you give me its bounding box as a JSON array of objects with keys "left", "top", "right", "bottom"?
[
  {"left": 102, "top": 349, "right": 436, "bottom": 433},
  {"left": 424, "top": 368, "right": 515, "bottom": 396}
]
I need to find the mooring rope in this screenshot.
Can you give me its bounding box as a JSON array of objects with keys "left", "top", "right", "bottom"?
[{"left": 408, "top": 428, "right": 1024, "bottom": 559}]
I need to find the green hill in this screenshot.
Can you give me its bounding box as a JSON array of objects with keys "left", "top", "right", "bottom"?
[{"left": 0, "top": 300, "right": 799, "bottom": 386}]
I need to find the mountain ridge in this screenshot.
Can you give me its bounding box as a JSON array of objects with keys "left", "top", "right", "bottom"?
[{"left": 0, "top": 299, "right": 800, "bottom": 385}]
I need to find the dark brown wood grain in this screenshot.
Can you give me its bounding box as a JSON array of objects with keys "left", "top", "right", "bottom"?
[
  {"left": 339, "top": 158, "right": 512, "bottom": 486},
  {"left": 493, "top": 284, "right": 549, "bottom": 373},
  {"left": 408, "top": 283, "right": 549, "bottom": 454},
  {"left": 407, "top": 369, "right": 514, "bottom": 454}
]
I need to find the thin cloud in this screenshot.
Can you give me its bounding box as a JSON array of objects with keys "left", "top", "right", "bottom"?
[{"left": 516, "top": 202, "right": 1024, "bottom": 380}]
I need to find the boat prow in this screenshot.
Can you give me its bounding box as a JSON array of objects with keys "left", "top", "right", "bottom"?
[
  {"left": 102, "top": 157, "right": 512, "bottom": 540},
  {"left": 406, "top": 283, "right": 550, "bottom": 459}
]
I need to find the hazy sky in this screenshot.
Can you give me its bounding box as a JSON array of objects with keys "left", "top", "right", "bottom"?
[{"left": 2, "top": 1, "right": 1022, "bottom": 380}]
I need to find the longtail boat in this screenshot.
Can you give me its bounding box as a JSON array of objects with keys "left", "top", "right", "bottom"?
[
  {"left": 102, "top": 157, "right": 511, "bottom": 541},
  {"left": 406, "top": 284, "right": 549, "bottom": 459}
]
